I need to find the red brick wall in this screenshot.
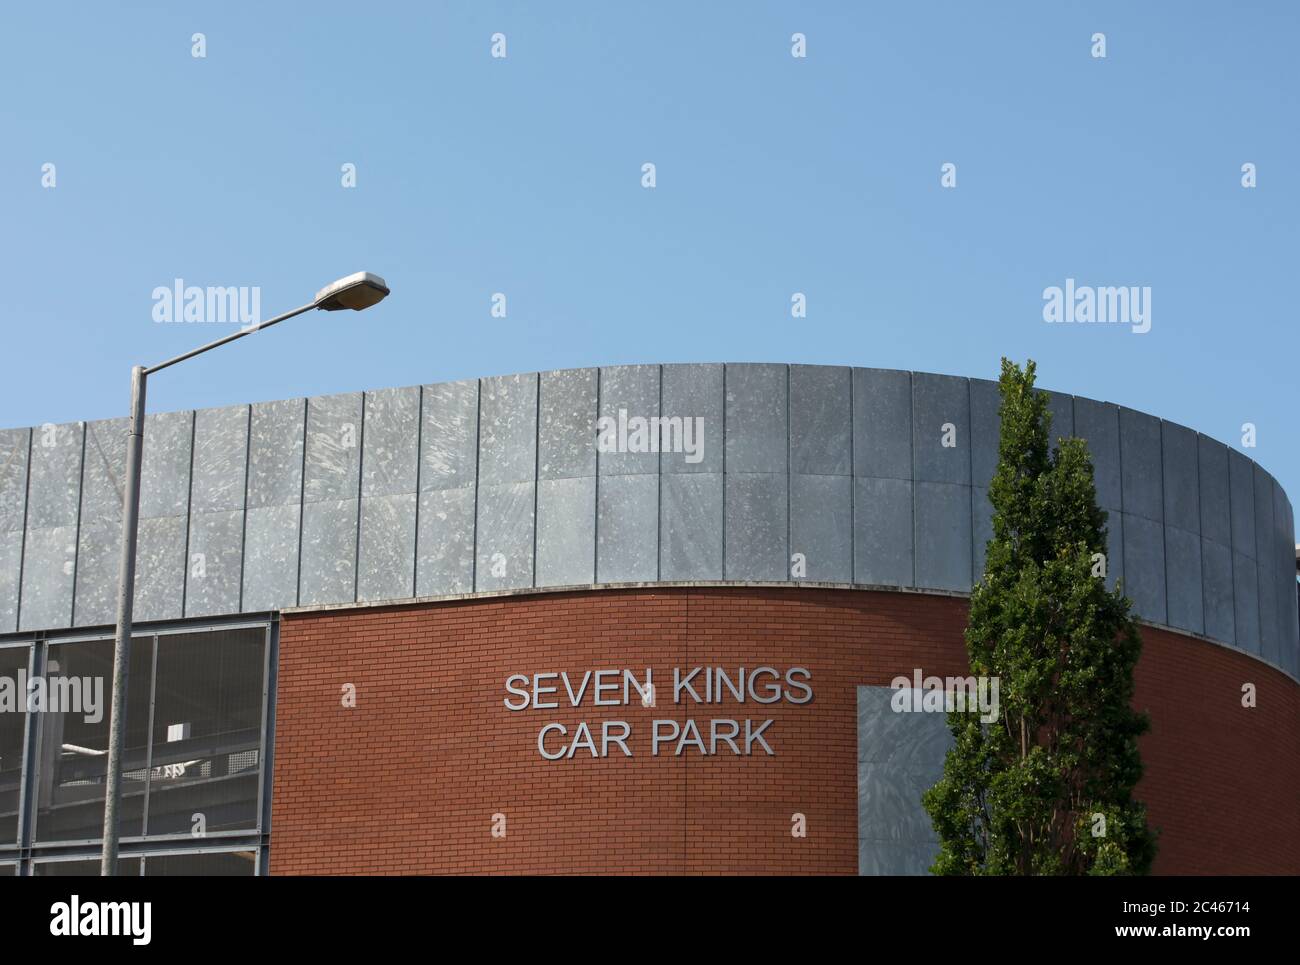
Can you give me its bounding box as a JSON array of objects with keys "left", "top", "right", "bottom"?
[{"left": 269, "top": 586, "right": 1300, "bottom": 875}]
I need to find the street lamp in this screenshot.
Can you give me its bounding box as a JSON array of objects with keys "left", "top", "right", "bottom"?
[{"left": 100, "top": 271, "right": 390, "bottom": 875}]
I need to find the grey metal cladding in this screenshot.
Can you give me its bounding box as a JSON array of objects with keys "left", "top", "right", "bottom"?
[
  {"left": 597, "top": 473, "right": 658, "bottom": 583},
  {"left": 1073, "top": 398, "right": 1121, "bottom": 511},
  {"left": 914, "top": 481, "right": 971, "bottom": 592},
  {"left": 597, "top": 365, "right": 658, "bottom": 476},
  {"left": 299, "top": 498, "right": 359, "bottom": 606},
  {"left": 303, "top": 392, "right": 362, "bottom": 504},
  {"left": 1200, "top": 537, "right": 1234, "bottom": 645},
  {"left": 19, "top": 525, "right": 76, "bottom": 631},
  {"left": 1228, "top": 448, "right": 1256, "bottom": 561},
  {"left": 479, "top": 373, "right": 537, "bottom": 485},
  {"left": 788, "top": 365, "right": 850, "bottom": 476},
  {"left": 475, "top": 481, "right": 535, "bottom": 591},
  {"left": 247, "top": 398, "right": 305, "bottom": 509},
  {"left": 1161, "top": 422, "right": 1199, "bottom": 533},
  {"left": 725, "top": 472, "right": 788, "bottom": 581},
  {"left": 536, "top": 475, "right": 596, "bottom": 587},
  {"left": 660, "top": 472, "right": 723, "bottom": 580},
  {"left": 661, "top": 363, "right": 723, "bottom": 474},
  {"left": 0, "top": 428, "right": 31, "bottom": 632},
  {"left": 790, "top": 473, "right": 852, "bottom": 582},
  {"left": 26, "top": 421, "right": 83, "bottom": 529},
  {"left": 1163, "top": 525, "right": 1203, "bottom": 635},
  {"left": 1119, "top": 408, "right": 1162, "bottom": 522},
  {"left": 725, "top": 363, "right": 786, "bottom": 474},
  {"left": 969, "top": 378, "right": 1000, "bottom": 490},
  {"left": 1122, "top": 513, "right": 1166, "bottom": 625},
  {"left": 1252, "top": 465, "right": 1278, "bottom": 665},
  {"left": 539, "top": 368, "right": 597, "bottom": 480},
  {"left": 973, "top": 486, "right": 993, "bottom": 580},
  {"left": 1233, "top": 549, "right": 1260, "bottom": 656},
  {"left": 185, "top": 509, "right": 244, "bottom": 617},
  {"left": 420, "top": 379, "right": 479, "bottom": 491},
  {"left": 854, "top": 476, "right": 912, "bottom": 587},
  {"left": 1103, "top": 510, "right": 1124, "bottom": 594},
  {"left": 361, "top": 387, "right": 419, "bottom": 499},
  {"left": 1197, "top": 435, "right": 1231, "bottom": 547},
  {"left": 1045, "top": 391, "right": 1074, "bottom": 446},
  {"left": 190, "top": 406, "right": 249, "bottom": 514},
  {"left": 356, "top": 493, "right": 416, "bottom": 603},
  {"left": 416, "top": 486, "right": 475, "bottom": 595},
  {"left": 241, "top": 506, "right": 301, "bottom": 612},
  {"left": 853, "top": 368, "right": 911, "bottom": 480},
  {"left": 912, "top": 373, "right": 970, "bottom": 486}
]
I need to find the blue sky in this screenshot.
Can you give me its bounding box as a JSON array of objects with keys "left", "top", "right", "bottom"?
[{"left": 1, "top": 1, "right": 1296, "bottom": 533}]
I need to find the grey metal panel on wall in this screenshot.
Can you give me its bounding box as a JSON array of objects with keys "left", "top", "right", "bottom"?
[
  {"left": 853, "top": 368, "right": 911, "bottom": 480},
  {"left": 1201, "top": 537, "right": 1234, "bottom": 645},
  {"left": 725, "top": 472, "right": 787, "bottom": 581},
  {"left": 1228, "top": 449, "right": 1256, "bottom": 561},
  {"left": 1198, "top": 436, "right": 1231, "bottom": 547},
  {"left": 536, "top": 476, "right": 595, "bottom": 587},
  {"left": 134, "top": 410, "right": 193, "bottom": 623},
  {"left": 1164, "top": 525, "right": 1203, "bottom": 635},
  {"left": 1045, "top": 390, "right": 1074, "bottom": 446},
  {"left": 1123, "top": 513, "right": 1166, "bottom": 625},
  {"left": 0, "top": 427, "right": 30, "bottom": 632},
  {"left": 789, "top": 365, "right": 850, "bottom": 476},
  {"left": 75, "top": 418, "right": 129, "bottom": 626},
  {"left": 1279, "top": 493, "right": 1299, "bottom": 675},
  {"left": 912, "top": 373, "right": 969, "bottom": 486},
  {"left": 539, "top": 368, "right": 597, "bottom": 480},
  {"left": 1253, "top": 466, "right": 1278, "bottom": 665},
  {"left": 598, "top": 365, "right": 658, "bottom": 476},
  {"left": 725, "top": 363, "right": 786, "bottom": 474},
  {"left": 299, "top": 393, "right": 362, "bottom": 607},
  {"left": 243, "top": 398, "right": 305, "bottom": 612},
  {"left": 1233, "top": 549, "right": 1261, "bottom": 656},
  {"left": 597, "top": 473, "right": 658, "bottom": 583},
  {"left": 969, "top": 378, "right": 999, "bottom": 491},
  {"left": 1073, "top": 398, "right": 1121, "bottom": 512},
  {"left": 475, "top": 374, "right": 536, "bottom": 592},
  {"left": 855, "top": 477, "right": 912, "bottom": 587},
  {"left": 973, "top": 486, "right": 993, "bottom": 580},
  {"left": 1161, "top": 423, "right": 1199, "bottom": 534},
  {"left": 915, "top": 481, "right": 971, "bottom": 592},
  {"left": 661, "top": 363, "right": 723, "bottom": 474},
  {"left": 1120, "top": 408, "right": 1162, "bottom": 523},
  {"left": 19, "top": 421, "right": 83, "bottom": 632},
  {"left": 185, "top": 405, "right": 248, "bottom": 618},
  {"left": 660, "top": 472, "right": 722, "bottom": 580},
  {"left": 357, "top": 386, "right": 419, "bottom": 603},
  {"left": 790, "top": 473, "right": 851, "bottom": 582},
  {"left": 417, "top": 379, "right": 478, "bottom": 597}
]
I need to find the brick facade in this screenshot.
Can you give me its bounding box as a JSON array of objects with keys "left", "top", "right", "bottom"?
[{"left": 269, "top": 586, "right": 1300, "bottom": 875}]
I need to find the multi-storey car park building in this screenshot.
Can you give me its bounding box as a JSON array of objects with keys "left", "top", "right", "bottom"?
[{"left": 0, "top": 363, "right": 1296, "bottom": 875}]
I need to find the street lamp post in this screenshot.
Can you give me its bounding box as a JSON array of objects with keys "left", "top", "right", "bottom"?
[{"left": 100, "top": 271, "right": 390, "bottom": 875}]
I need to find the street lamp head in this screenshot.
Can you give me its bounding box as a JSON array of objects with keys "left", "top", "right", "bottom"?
[{"left": 315, "top": 271, "right": 390, "bottom": 312}]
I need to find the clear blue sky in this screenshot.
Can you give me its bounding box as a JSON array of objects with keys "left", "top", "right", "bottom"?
[{"left": 1, "top": 1, "right": 1296, "bottom": 534}]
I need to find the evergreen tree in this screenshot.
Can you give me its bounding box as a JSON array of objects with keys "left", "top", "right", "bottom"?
[{"left": 922, "top": 359, "right": 1156, "bottom": 875}]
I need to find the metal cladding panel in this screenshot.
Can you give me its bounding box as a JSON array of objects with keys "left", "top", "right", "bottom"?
[
  {"left": 1119, "top": 408, "right": 1162, "bottom": 523},
  {"left": 420, "top": 379, "right": 479, "bottom": 491},
  {"left": 1103, "top": 510, "right": 1124, "bottom": 594},
  {"left": 1253, "top": 466, "right": 1278, "bottom": 664},
  {"left": 20, "top": 420, "right": 83, "bottom": 629},
  {"left": 242, "top": 396, "right": 305, "bottom": 612},
  {"left": 242, "top": 505, "right": 301, "bottom": 613},
  {"left": 0, "top": 432, "right": 23, "bottom": 628},
  {"left": 968, "top": 378, "right": 1000, "bottom": 490},
  {"left": 475, "top": 481, "right": 535, "bottom": 592},
  {"left": 789, "top": 365, "right": 850, "bottom": 476},
  {"left": 598, "top": 365, "right": 659, "bottom": 477},
  {"left": 853, "top": 368, "right": 911, "bottom": 481},
  {"left": 911, "top": 373, "right": 969, "bottom": 486},
  {"left": 790, "top": 473, "right": 852, "bottom": 583},
  {"left": 854, "top": 477, "right": 912, "bottom": 587},
  {"left": 18, "top": 525, "right": 77, "bottom": 631},
  {"left": 538, "top": 368, "right": 597, "bottom": 481},
  {"left": 1228, "top": 448, "right": 1257, "bottom": 562},
  {"left": 356, "top": 492, "right": 417, "bottom": 603},
  {"left": 914, "top": 481, "right": 971, "bottom": 592},
  {"left": 1197, "top": 436, "right": 1231, "bottom": 547},
  {"left": 725, "top": 472, "right": 788, "bottom": 581},
  {"left": 73, "top": 419, "right": 127, "bottom": 626},
  {"left": 478, "top": 373, "right": 537, "bottom": 486},
  {"left": 303, "top": 393, "right": 362, "bottom": 504},
  {"left": 25, "top": 421, "right": 83, "bottom": 529},
  {"left": 1280, "top": 494, "right": 1299, "bottom": 675},
  {"left": 299, "top": 499, "right": 359, "bottom": 606},
  {"left": 357, "top": 388, "right": 419, "bottom": 603},
  {"left": 597, "top": 473, "right": 658, "bottom": 583},
  {"left": 1045, "top": 391, "right": 1074, "bottom": 447},
  {"left": 416, "top": 486, "right": 476, "bottom": 596},
  {"left": 299, "top": 393, "right": 362, "bottom": 607},
  {"left": 661, "top": 363, "right": 723, "bottom": 474},
  {"left": 1233, "top": 549, "right": 1261, "bottom": 656},
  {"left": 1200, "top": 537, "right": 1235, "bottom": 646},
  {"left": 1163, "top": 525, "right": 1204, "bottom": 636},
  {"left": 0, "top": 429, "right": 30, "bottom": 632},
  {"left": 725, "top": 364, "right": 787, "bottom": 475},
  {"left": 1122, "top": 513, "right": 1167, "bottom": 625},
  {"left": 536, "top": 476, "right": 595, "bottom": 587},
  {"left": 1073, "top": 398, "right": 1121, "bottom": 512},
  {"left": 185, "top": 405, "right": 249, "bottom": 618},
  {"left": 659, "top": 473, "right": 722, "bottom": 580},
  {"left": 973, "top": 486, "right": 993, "bottom": 580},
  {"left": 1161, "top": 422, "right": 1199, "bottom": 534}
]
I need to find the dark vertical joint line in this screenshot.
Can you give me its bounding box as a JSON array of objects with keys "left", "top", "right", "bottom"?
[
  {"left": 237, "top": 405, "right": 252, "bottom": 613},
  {"left": 656, "top": 364, "right": 663, "bottom": 583},
  {"left": 593, "top": 369, "right": 601, "bottom": 584},
  {"left": 412, "top": 385, "right": 424, "bottom": 599},
  {"left": 294, "top": 399, "right": 308, "bottom": 607},
  {"left": 531, "top": 374, "right": 539, "bottom": 588},
  {"left": 721, "top": 364, "right": 727, "bottom": 581},
  {"left": 14, "top": 427, "right": 33, "bottom": 630},
  {"left": 69, "top": 424, "right": 87, "bottom": 627},
  {"left": 180, "top": 412, "right": 197, "bottom": 618},
  {"left": 470, "top": 380, "right": 482, "bottom": 592},
  {"left": 849, "top": 369, "right": 855, "bottom": 585},
  {"left": 354, "top": 393, "right": 366, "bottom": 604}
]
